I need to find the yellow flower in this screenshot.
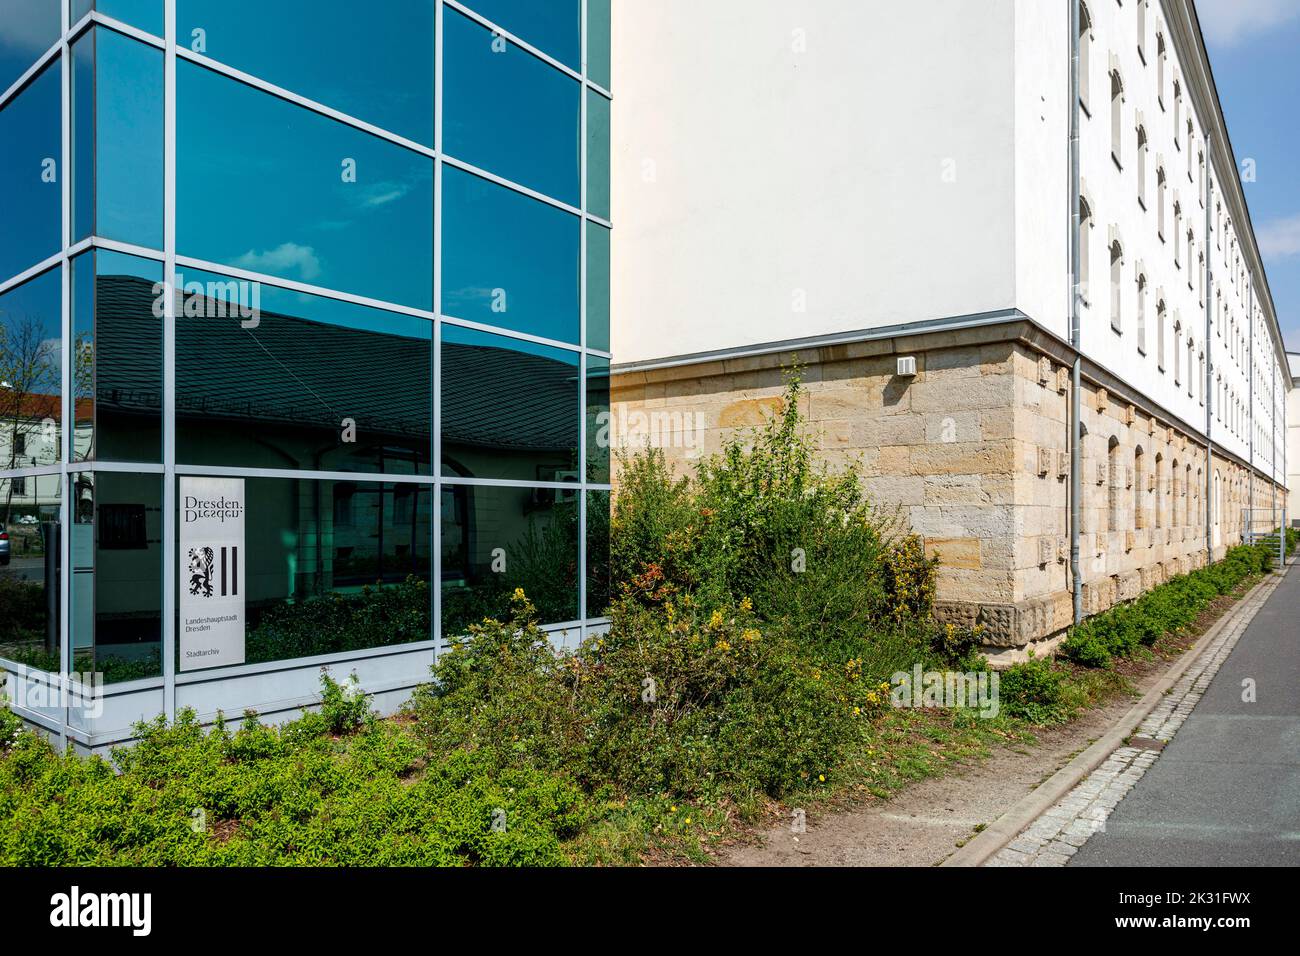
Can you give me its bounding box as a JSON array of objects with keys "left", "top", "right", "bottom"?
[
  {"left": 852, "top": 707, "right": 861, "bottom": 716},
  {"left": 512, "top": 587, "right": 527, "bottom": 601},
  {"left": 715, "top": 640, "right": 732, "bottom": 652},
  {"left": 708, "top": 609, "right": 724, "bottom": 629},
  {"left": 818, "top": 774, "right": 825, "bottom": 783},
  {"left": 684, "top": 817, "right": 692, "bottom": 825},
  {"left": 740, "top": 596, "right": 753, "bottom": 612},
  {"left": 741, "top": 628, "right": 761, "bottom": 643}
]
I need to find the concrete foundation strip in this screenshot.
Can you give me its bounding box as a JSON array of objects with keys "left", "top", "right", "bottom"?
[{"left": 942, "top": 562, "right": 1291, "bottom": 867}]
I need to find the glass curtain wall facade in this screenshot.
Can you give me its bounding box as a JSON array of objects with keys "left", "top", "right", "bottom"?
[{"left": 0, "top": 2, "right": 612, "bottom": 701}]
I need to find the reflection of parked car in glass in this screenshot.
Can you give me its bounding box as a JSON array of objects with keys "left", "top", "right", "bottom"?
[
  {"left": 0, "top": 525, "right": 10, "bottom": 565},
  {"left": 16, "top": 515, "right": 37, "bottom": 525}
]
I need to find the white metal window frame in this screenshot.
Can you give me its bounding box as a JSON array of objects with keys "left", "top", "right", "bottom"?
[{"left": 0, "top": 0, "right": 614, "bottom": 746}]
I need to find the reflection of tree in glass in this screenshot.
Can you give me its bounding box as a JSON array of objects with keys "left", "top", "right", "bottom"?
[{"left": 0, "top": 310, "right": 60, "bottom": 526}]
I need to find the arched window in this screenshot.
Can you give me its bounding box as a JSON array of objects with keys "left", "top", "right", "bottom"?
[
  {"left": 1136, "top": 0, "right": 1148, "bottom": 59},
  {"left": 1173, "top": 201, "right": 1182, "bottom": 266},
  {"left": 1136, "top": 126, "right": 1148, "bottom": 204},
  {"left": 1111, "top": 68, "right": 1125, "bottom": 165},
  {"left": 1155, "top": 453, "right": 1165, "bottom": 529},
  {"left": 1136, "top": 272, "right": 1147, "bottom": 351},
  {"left": 1171, "top": 459, "right": 1182, "bottom": 528},
  {"left": 1134, "top": 446, "right": 1147, "bottom": 530},
  {"left": 1173, "top": 318, "right": 1182, "bottom": 386},
  {"left": 1157, "top": 167, "right": 1167, "bottom": 239},
  {"left": 1156, "top": 298, "right": 1167, "bottom": 370},
  {"left": 1110, "top": 235, "right": 1124, "bottom": 332},
  {"left": 1157, "top": 33, "right": 1167, "bottom": 107},
  {"left": 1079, "top": 196, "right": 1093, "bottom": 304},
  {"left": 1108, "top": 436, "right": 1123, "bottom": 533}
]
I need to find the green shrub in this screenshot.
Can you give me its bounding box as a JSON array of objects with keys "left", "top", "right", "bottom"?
[
  {"left": 612, "top": 371, "right": 935, "bottom": 677},
  {"left": 998, "top": 657, "right": 1072, "bottom": 725},
  {"left": 1063, "top": 544, "right": 1269, "bottom": 668},
  {"left": 317, "top": 671, "right": 372, "bottom": 735}
]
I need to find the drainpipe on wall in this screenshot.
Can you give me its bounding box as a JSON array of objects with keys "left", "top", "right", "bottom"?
[
  {"left": 1248, "top": 286, "right": 1254, "bottom": 538},
  {"left": 1205, "top": 151, "right": 1214, "bottom": 559},
  {"left": 1069, "top": 0, "right": 1084, "bottom": 626}
]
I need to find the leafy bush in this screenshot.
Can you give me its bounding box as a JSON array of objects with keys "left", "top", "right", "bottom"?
[
  {"left": 612, "top": 371, "right": 935, "bottom": 677},
  {"left": 408, "top": 591, "right": 889, "bottom": 805},
  {"left": 317, "top": 670, "right": 372, "bottom": 735},
  {"left": 997, "top": 657, "right": 1071, "bottom": 725},
  {"left": 1063, "top": 544, "right": 1271, "bottom": 668},
  {"left": 0, "top": 685, "right": 590, "bottom": 866}
]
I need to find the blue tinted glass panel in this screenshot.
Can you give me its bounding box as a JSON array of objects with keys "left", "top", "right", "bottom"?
[
  {"left": 0, "top": 61, "right": 60, "bottom": 283},
  {"left": 71, "top": 31, "right": 93, "bottom": 240},
  {"left": 72, "top": 250, "right": 164, "bottom": 463},
  {"left": 0, "top": 0, "right": 60, "bottom": 94},
  {"left": 462, "top": 0, "right": 580, "bottom": 70},
  {"left": 0, "top": 475, "right": 61, "bottom": 673},
  {"left": 176, "top": 268, "right": 433, "bottom": 474},
  {"left": 444, "top": 8, "right": 579, "bottom": 205},
  {"left": 586, "top": 490, "right": 610, "bottom": 617},
  {"left": 177, "top": 0, "right": 435, "bottom": 145},
  {"left": 177, "top": 477, "right": 433, "bottom": 672},
  {"left": 586, "top": 223, "right": 610, "bottom": 352},
  {"left": 441, "top": 323, "right": 579, "bottom": 482},
  {"left": 586, "top": 355, "right": 609, "bottom": 484},
  {"left": 78, "top": 29, "right": 164, "bottom": 249},
  {"left": 74, "top": 0, "right": 164, "bottom": 36},
  {"left": 179, "top": 62, "right": 434, "bottom": 309},
  {"left": 441, "top": 482, "right": 578, "bottom": 635},
  {"left": 588, "top": 0, "right": 610, "bottom": 89},
  {"left": 0, "top": 268, "right": 62, "bottom": 466},
  {"left": 442, "top": 166, "right": 579, "bottom": 343},
  {"left": 587, "top": 88, "right": 610, "bottom": 220},
  {"left": 71, "top": 472, "right": 163, "bottom": 683}
]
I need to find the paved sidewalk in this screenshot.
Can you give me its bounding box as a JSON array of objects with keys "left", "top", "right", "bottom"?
[{"left": 987, "top": 566, "right": 1294, "bottom": 867}]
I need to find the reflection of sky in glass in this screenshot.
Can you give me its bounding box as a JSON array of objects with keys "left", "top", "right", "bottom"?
[
  {"left": 587, "top": 89, "right": 610, "bottom": 219},
  {"left": 588, "top": 0, "right": 611, "bottom": 89},
  {"left": 444, "top": 8, "right": 579, "bottom": 206},
  {"left": 0, "top": 59, "right": 60, "bottom": 283},
  {"left": 74, "top": 0, "right": 164, "bottom": 36},
  {"left": 442, "top": 165, "right": 579, "bottom": 344},
  {"left": 178, "top": 61, "right": 434, "bottom": 310},
  {"left": 443, "top": 321, "right": 578, "bottom": 364},
  {"left": 464, "top": 0, "right": 580, "bottom": 70},
  {"left": 95, "top": 29, "right": 164, "bottom": 249},
  {"left": 586, "top": 224, "right": 610, "bottom": 352},
  {"left": 178, "top": 0, "right": 435, "bottom": 145},
  {"left": 0, "top": 0, "right": 61, "bottom": 94}
]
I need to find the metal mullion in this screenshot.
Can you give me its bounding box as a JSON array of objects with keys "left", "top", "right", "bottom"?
[
  {"left": 0, "top": 40, "right": 61, "bottom": 112},
  {"left": 441, "top": 476, "right": 582, "bottom": 491},
  {"left": 442, "top": 154, "right": 583, "bottom": 218},
  {"left": 440, "top": 312, "right": 583, "bottom": 356},
  {"left": 578, "top": 0, "right": 589, "bottom": 636},
  {"left": 444, "top": 0, "right": 583, "bottom": 83},
  {"left": 433, "top": 0, "right": 444, "bottom": 658},
  {"left": 162, "top": 0, "right": 177, "bottom": 721},
  {"left": 85, "top": 12, "right": 165, "bottom": 50},
  {"left": 173, "top": 253, "right": 438, "bottom": 321},
  {"left": 58, "top": 0, "right": 72, "bottom": 753},
  {"left": 174, "top": 46, "right": 436, "bottom": 160},
  {"left": 176, "top": 464, "right": 437, "bottom": 486},
  {"left": 0, "top": 254, "right": 64, "bottom": 297},
  {"left": 86, "top": 236, "right": 165, "bottom": 262}
]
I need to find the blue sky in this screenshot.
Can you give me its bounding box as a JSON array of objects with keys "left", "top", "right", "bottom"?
[{"left": 1198, "top": 0, "right": 1300, "bottom": 353}]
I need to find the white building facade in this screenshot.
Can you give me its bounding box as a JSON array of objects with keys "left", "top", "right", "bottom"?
[{"left": 609, "top": 0, "right": 1290, "bottom": 653}]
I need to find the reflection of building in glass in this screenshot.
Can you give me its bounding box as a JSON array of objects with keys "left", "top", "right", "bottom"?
[{"left": 0, "top": 1, "right": 612, "bottom": 750}]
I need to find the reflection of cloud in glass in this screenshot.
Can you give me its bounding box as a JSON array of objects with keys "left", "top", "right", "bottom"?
[
  {"left": 355, "top": 180, "right": 412, "bottom": 209},
  {"left": 234, "top": 243, "right": 323, "bottom": 283}
]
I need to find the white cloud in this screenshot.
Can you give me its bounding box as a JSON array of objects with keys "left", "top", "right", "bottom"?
[
  {"left": 1197, "top": 0, "right": 1300, "bottom": 47},
  {"left": 234, "top": 243, "right": 323, "bottom": 282},
  {"left": 1256, "top": 213, "right": 1300, "bottom": 259}
]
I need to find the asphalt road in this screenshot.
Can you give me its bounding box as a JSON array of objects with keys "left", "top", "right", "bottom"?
[{"left": 1071, "top": 563, "right": 1300, "bottom": 866}]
